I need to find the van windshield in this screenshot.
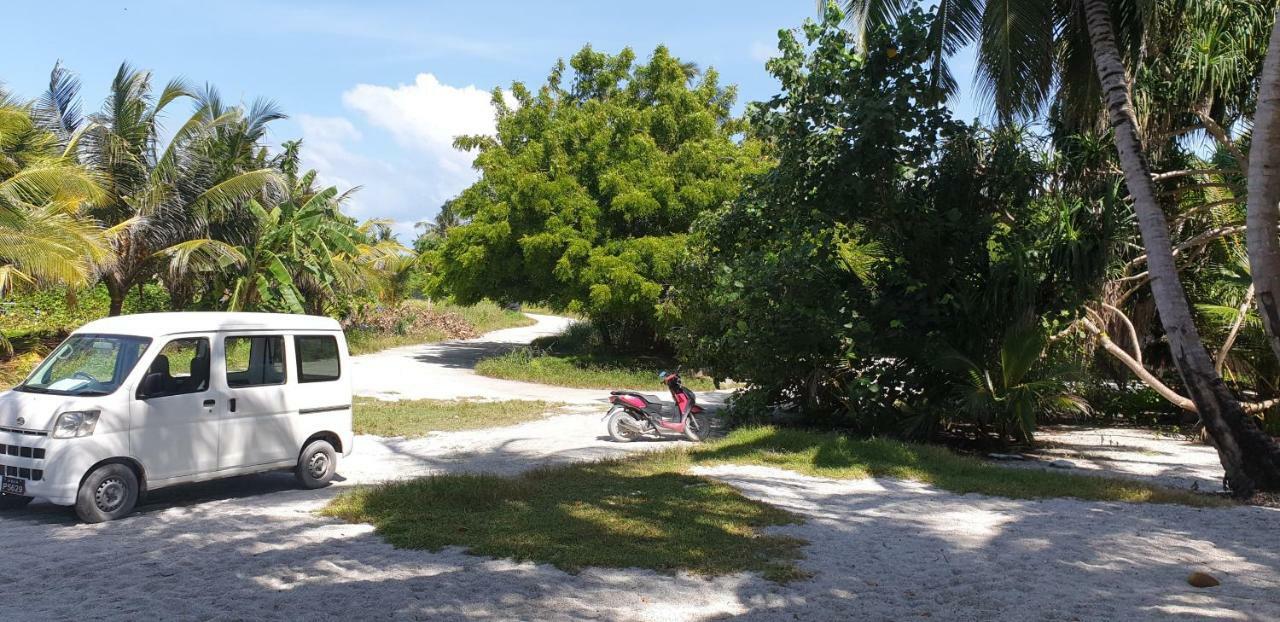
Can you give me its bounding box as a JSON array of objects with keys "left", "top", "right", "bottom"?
[{"left": 17, "top": 334, "right": 151, "bottom": 396}]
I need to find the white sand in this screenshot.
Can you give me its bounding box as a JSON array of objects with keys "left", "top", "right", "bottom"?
[{"left": 3, "top": 317, "right": 1277, "bottom": 620}]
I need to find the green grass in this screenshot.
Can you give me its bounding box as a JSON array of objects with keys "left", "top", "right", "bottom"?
[
  {"left": 346, "top": 327, "right": 452, "bottom": 355},
  {"left": 322, "top": 451, "right": 807, "bottom": 582},
  {"left": 687, "top": 427, "right": 1227, "bottom": 506},
  {"left": 354, "top": 396, "right": 561, "bottom": 437},
  {"left": 475, "top": 319, "right": 717, "bottom": 390},
  {"left": 448, "top": 301, "right": 537, "bottom": 334},
  {"left": 475, "top": 348, "right": 716, "bottom": 390},
  {"left": 346, "top": 300, "right": 534, "bottom": 355},
  {"left": 325, "top": 425, "right": 1226, "bottom": 582}
]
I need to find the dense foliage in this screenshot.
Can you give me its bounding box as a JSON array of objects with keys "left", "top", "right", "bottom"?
[
  {"left": 673, "top": 9, "right": 1110, "bottom": 441},
  {"left": 435, "top": 45, "right": 768, "bottom": 346}
]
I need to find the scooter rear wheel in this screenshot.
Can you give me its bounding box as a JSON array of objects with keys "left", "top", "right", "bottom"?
[{"left": 607, "top": 409, "right": 642, "bottom": 443}]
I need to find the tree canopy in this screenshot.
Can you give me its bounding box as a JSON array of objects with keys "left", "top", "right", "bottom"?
[{"left": 436, "top": 45, "right": 768, "bottom": 345}]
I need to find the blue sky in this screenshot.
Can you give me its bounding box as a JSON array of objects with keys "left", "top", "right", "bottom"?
[{"left": 3, "top": 0, "right": 981, "bottom": 240}]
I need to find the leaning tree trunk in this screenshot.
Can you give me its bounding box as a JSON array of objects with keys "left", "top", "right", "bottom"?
[
  {"left": 1084, "top": 0, "right": 1280, "bottom": 495},
  {"left": 1248, "top": 15, "right": 1280, "bottom": 369}
]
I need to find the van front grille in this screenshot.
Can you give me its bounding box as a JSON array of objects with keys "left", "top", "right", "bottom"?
[
  {"left": 0, "top": 425, "right": 46, "bottom": 436},
  {"left": 0, "top": 444, "right": 44, "bottom": 459},
  {"left": 1, "top": 463, "right": 43, "bottom": 480}
]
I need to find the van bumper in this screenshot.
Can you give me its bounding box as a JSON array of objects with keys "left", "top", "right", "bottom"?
[{"left": 0, "top": 431, "right": 78, "bottom": 506}]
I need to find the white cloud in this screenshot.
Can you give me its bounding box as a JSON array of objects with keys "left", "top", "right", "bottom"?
[
  {"left": 295, "top": 74, "right": 513, "bottom": 241},
  {"left": 343, "top": 74, "right": 509, "bottom": 186}
]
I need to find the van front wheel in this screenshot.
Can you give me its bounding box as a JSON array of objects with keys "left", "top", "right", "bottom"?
[
  {"left": 75, "top": 463, "right": 139, "bottom": 523},
  {"left": 296, "top": 440, "right": 337, "bottom": 489}
]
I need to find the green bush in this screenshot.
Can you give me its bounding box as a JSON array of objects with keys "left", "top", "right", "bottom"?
[{"left": 1, "top": 284, "right": 170, "bottom": 355}]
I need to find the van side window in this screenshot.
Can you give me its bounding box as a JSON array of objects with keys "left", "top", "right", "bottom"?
[
  {"left": 225, "top": 336, "right": 286, "bottom": 388},
  {"left": 139, "top": 338, "right": 210, "bottom": 398},
  {"left": 296, "top": 335, "right": 340, "bottom": 383}
]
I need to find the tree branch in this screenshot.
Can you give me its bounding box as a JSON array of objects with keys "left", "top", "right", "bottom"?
[
  {"left": 1216, "top": 284, "right": 1255, "bottom": 375},
  {"left": 1151, "top": 169, "right": 1230, "bottom": 182},
  {"left": 1196, "top": 109, "right": 1249, "bottom": 172},
  {"left": 1079, "top": 317, "right": 1195, "bottom": 412},
  {"left": 1094, "top": 303, "right": 1142, "bottom": 364}
]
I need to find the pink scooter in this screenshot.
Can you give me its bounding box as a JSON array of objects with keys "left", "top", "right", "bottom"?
[{"left": 604, "top": 371, "right": 704, "bottom": 442}]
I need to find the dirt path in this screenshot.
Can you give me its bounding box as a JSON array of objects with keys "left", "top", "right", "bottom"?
[
  {"left": 2, "top": 318, "right": 1277, "bottom": 621},
  {"left": 349, "top": 313, "right": 604, "bottom": 403}
]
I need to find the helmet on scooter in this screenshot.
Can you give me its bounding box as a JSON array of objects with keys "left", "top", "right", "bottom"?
[{"left": 658, "top": 370, "right": 670, "bottom": 381}]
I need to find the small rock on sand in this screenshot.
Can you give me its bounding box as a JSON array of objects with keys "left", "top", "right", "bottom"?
[
  {"left": 1049, "top": 459, "right": 1076, "bottom": 469},
  {"left": 1187, "top": 571, "right": 1221, "bottom": 588}
]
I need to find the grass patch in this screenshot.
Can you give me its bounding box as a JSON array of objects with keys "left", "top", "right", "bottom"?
[
  {"left": 447, "top": 301, "right": 536, "bottom": 334},
  {"left": 474, "top": 320, "right": 717, "bottom": 390},
  {"left": 346, "top": 327, "right": 451, "bottom": 355},
  {"left": 354, "top": 396, "right": 560, "bottom": 437},
  {"left": 346, "top": 300, "right": 533, "bottom": 355},
  {"left": 475, "top": 349, "right": 716, "bottom": 390},
  {"left": 325, "top": 426, "right": 1225, "bottom": 582},
  {"left": 322, "top": 453, "right": 806, "bottom": 581},
  {"left": 0, "top": 351, "right": 42, "bottom": 388},
  {"left": 689, "top": 427, "right": 1228, "bottom": 507}
]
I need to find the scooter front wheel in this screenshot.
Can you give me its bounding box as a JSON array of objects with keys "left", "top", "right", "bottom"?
[
  {"left": 607, "top": 409, "right": 642, "bottom": 443},
  {"left": 683, "top": 414, "right": 705, "bottom": 442}
]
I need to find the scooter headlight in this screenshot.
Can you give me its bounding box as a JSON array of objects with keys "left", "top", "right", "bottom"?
[{"left": 52, "top": 410, "right": 100, "bottom": 438}]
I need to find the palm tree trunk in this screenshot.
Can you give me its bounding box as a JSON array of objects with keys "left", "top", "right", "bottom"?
[
  {"left": 105, "top": 277, "right": 127, "bottom": 317},
  {"left": 1084, "top": 0, "right": 1280, "bottom": 496},
  {"left": 1247, "top": 15, "right": 1280, "bottom": 368}
]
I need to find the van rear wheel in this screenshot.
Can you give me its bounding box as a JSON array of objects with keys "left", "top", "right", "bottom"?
[
  {"left": 0, "top": 494, "right": 33, "bottom": 510},
  {"left": 296, "top": 440, "right": 337, "bottom": 489},
  {"left": 75, "top": 463, "right": 139, "bottom": 523}
]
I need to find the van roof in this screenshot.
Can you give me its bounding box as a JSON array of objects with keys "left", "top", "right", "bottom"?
[{"left": 75, "top": 312, "right": 342, "bottom": 338}]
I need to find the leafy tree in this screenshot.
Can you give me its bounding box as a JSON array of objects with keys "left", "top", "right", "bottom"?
[
  {"left": 437, "top": 45, "right": 768, "bottom": 346},
  {"left": 675, "top": 8, "right": 1110, "bottom": 440}
]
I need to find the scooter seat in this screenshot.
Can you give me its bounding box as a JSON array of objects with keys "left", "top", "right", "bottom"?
[{"left": 610, "top": 390, "right": 663, "bottom": 404}]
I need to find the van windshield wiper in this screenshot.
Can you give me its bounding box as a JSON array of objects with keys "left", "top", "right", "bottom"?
[{"left": 14, "top": 385, "right": 52, "bottom": 394}]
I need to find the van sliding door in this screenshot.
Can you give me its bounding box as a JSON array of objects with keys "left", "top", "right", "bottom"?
[{"left": 217, "top": 334, "right": 296, "bottom": 469}]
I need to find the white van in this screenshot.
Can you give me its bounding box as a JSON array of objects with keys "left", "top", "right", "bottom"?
[{"left": 0, "top": 312, "right": 354, "bottom": 522}]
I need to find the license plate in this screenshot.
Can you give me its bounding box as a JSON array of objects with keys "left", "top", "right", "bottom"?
[{"left": 0, "top": 476, "right": 24, "bottom": 496}]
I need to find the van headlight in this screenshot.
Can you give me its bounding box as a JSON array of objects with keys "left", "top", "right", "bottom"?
[{"left": 52, "top": 411, "right": 100, "bottom": 438}]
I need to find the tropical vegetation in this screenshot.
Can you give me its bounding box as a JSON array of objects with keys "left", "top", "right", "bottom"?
[{"left": 429, "top": 1, "right": 1280, "bottom": 497}]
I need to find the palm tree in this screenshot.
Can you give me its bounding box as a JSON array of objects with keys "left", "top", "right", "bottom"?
[
  {"left": 166, "top": 170, "right": 408, "bottom": 316},
  {"left": 1083, "top": 0, "right": 1279, "bottom": 494},
  {"left": 1247, "top": 15, "right": 1280, "bottom": 376},
  {"left": 54, "top": 63, "right": 284, "bottom": 315},
  {"left": 0, "top": 87, "right": 107, "bottom": 296}
]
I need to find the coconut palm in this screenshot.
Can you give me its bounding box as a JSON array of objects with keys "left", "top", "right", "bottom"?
[
  {"left": 164, "top": 167, "right": 408, "bottom": 315},
  {"left": 0, "top": 87, "right": 106, "bottom": 296},
  {"left": 1247, "top": 15, "right": 1280, "bottom": 375},
  {"left": 50, "top": 63, "right": 284, "bottom": 315}
]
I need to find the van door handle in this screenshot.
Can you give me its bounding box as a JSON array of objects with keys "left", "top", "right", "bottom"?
[
  {"left": 229, "top": 398, "right": 237, "bottom": 413},
  {"left": 202, "top": 399, "right": 216, "bottom": 407}
]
